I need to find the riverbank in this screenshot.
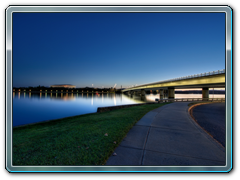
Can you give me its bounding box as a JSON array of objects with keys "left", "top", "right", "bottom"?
[{"left": 13, "top": 102, "right": 170, "bottom": 165}]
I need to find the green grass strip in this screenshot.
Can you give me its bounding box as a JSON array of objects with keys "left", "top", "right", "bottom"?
[{"left": 13, "top": 103, "right": 170, "bottom": 165}]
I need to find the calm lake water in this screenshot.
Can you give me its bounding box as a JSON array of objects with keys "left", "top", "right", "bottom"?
[{"left": 13, "top": 92, "right": 225, "bottom": 127}]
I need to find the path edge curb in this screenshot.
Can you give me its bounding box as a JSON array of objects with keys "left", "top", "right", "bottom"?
[{"left": 187, "top": 103, "right": 225, "bottom": 152}]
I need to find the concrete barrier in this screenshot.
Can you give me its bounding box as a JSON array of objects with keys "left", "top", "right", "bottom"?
[{"left": 97, "top": 102, "right": 157, "bottom": 113}]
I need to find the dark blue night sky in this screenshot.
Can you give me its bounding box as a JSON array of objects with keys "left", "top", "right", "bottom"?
[{"left": 13, "top": 13, "right": 225, "bottom": 88}]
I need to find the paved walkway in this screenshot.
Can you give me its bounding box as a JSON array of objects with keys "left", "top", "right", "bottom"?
[{"left": 106, "top": 102, "right": 225, "bottom": 166}]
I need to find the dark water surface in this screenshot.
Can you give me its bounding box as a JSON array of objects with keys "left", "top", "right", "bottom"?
[
  {"left": 13, "top": 92, "right": 148, "bottom": 127},
  {"left": 13, "top": 92, "right": 225, "bottom": 127}
]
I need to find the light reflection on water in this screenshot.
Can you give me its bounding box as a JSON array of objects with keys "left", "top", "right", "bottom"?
[
  {"left": 13, "top": 92, "right": 225, "bottom": 127},
  {"left": 175, "top": 94, "right": 225, "bottom": 99}
]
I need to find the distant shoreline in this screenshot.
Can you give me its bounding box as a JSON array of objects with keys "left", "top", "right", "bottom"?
[
  {"left": 13, "top": 90, "right": 225, "bottom": 95},
  {"left": 13, "top": 90, "right": 116, "bottom": 94}
]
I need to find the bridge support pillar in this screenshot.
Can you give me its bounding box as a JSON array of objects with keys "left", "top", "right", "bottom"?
[
  {"left": 168, "top": 88, "right": 175, "bottom": 99},
  {"left": 159, "top": 89, "right": 164, "bottom": 99},
  {"left": 141, "top": 89, "right": 145, "bottom": 96},
  {"left": 202, "top": 88, "right": 209, "bottom": 99}
]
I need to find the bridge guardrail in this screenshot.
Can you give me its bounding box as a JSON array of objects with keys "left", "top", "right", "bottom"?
[{"left": 169, "top": 69, "right": 225, "bottom": 82}]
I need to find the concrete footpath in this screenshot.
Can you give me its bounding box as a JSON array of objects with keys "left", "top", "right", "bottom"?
[{"left": 106, "top": 102, "right": 225, "bottom": 166}]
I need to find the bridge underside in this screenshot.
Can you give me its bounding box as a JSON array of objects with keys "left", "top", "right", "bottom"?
[{"left": 133, "top": 83, "right": 225, "bottom": 91}]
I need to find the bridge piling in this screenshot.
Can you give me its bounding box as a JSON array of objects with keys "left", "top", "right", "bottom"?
[
  {"left": 202, "top": 88, "right": 209, "bottom": 98},
  {"left": 168, "top": 88, "right": 175, "bottom": 99},
  {"left": 141, "top": 89, "right": 145, "bottom": 97},
  {"left": 159, "top": 89, "right": 164, "bottom": 100}
]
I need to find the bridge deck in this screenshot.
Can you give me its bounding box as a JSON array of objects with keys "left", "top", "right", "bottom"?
[{"left": 122, "top": 70, "right": 225, "bottom": 91}]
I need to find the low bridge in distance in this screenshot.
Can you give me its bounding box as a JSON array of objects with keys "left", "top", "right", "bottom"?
[{"left": 122, "top": 69, "right": 225, "bottom": 99}]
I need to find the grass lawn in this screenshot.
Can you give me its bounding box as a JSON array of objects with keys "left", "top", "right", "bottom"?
[{"left": 13, "top": 102, "right": 170, "bottom": 165}]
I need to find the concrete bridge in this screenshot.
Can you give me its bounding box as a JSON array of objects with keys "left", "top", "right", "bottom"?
[{"left": 122, "top": 69, "right": 225, "bottom": 99}]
